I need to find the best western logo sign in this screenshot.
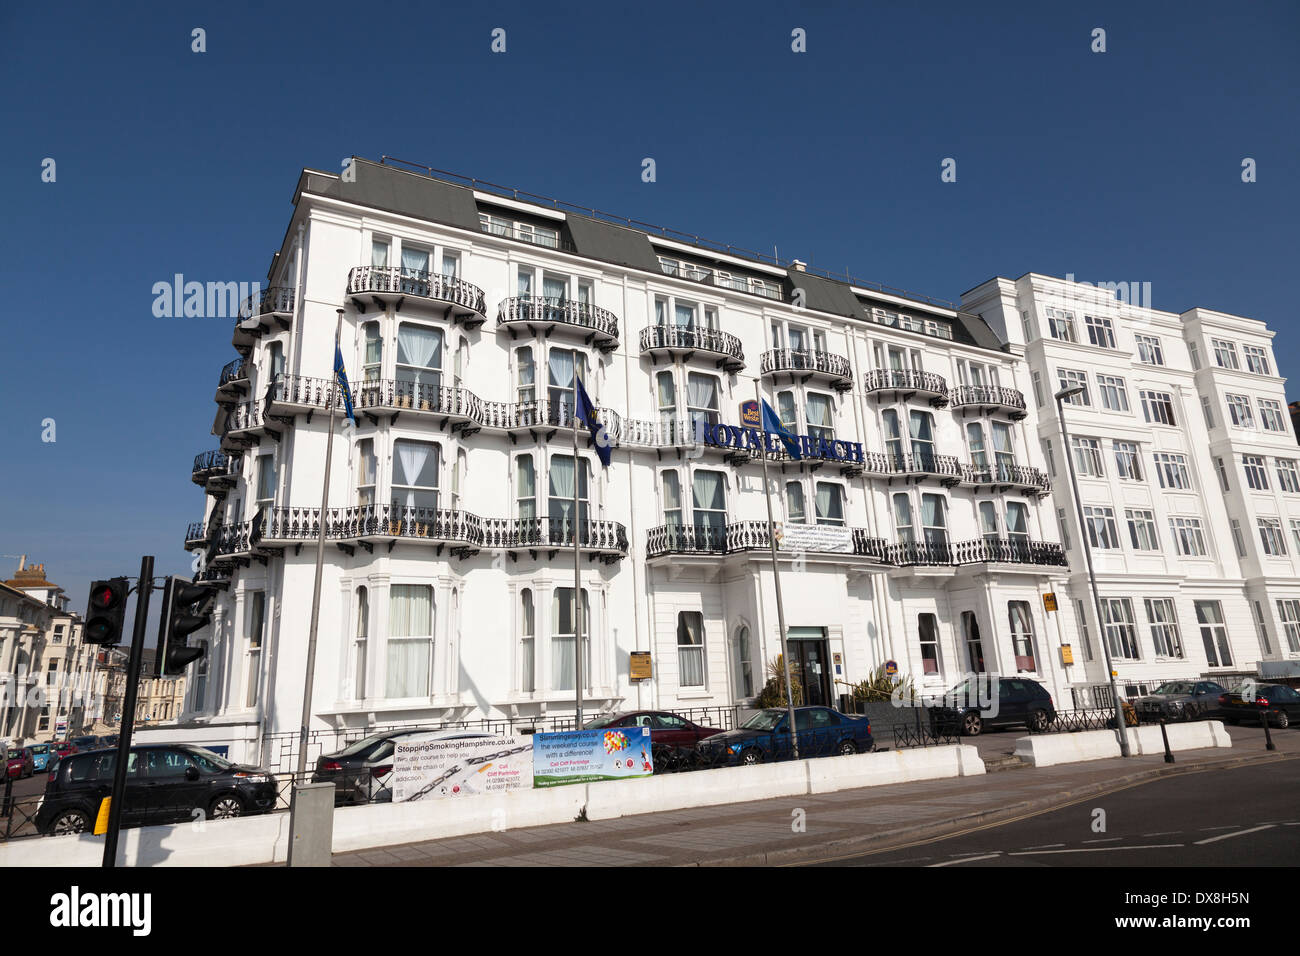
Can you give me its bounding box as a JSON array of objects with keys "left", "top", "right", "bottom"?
[{"left": 698, "top": 401, "right": 865, "bottom": 464}]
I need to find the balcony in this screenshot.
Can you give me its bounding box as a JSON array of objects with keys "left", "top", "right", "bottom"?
[
  {"left": 215, "top": 358, "right": 250, "bottom": 402},
  {"left": 639, "top": 325, "right": 745, "bottom": 374},
  {"left": 191, "top": 450, "right": 242, "bottom": 492},
  {"left": 479, "top": 398, "right": 618, "bottom": 439},
  {"left": 887, "top": 538, "right": 1067, "bottom": 570},
  {"left": 219, "top": 400, "right": 276, "bottom": 453},
  {"left": 862, "top": 368, "right": 949, "bottom": 406},
  {"left": 867, "top": 451, "right": 962, "bottom": 484},
  {"left": 960, "top": 462, "right": 1050, "bottom": 495},
  {"left": 232, "top": 287, "right": 294, "bottom": 352},
  {"left": 497, "top": 296, "right": 619, "bottom": 353},
  {"left": 949, "top": 385, "right": 1028, "bottom": 421},
  {"left": 353, "top": 379, "right": 484, "bottom": 434},
  {"left": 760, "top": 348, "right": 852, "bottom": 393},
  {"left": 646, "top": 521, "right": 887, "bottom": 563},
  {"left": 657, "top": 260, "right": 784, "bottom": 302},
  {"left": 346, "top": 266, "right": 487, "bottom": 329}
]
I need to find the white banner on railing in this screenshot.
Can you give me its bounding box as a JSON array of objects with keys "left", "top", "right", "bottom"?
[
  {"left": 392, "top": 735, "right": 532, "bottom": 801},
  {"left": 774, "top": 522, "right": 852, "bottom": 553}
]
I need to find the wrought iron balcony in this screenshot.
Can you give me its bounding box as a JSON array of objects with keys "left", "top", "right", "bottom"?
[
  {"left": 352, "top": 378, "right": 484, "bottom": 432},
  {"left": 219, "top": 400, "right": 273, "bottom": 452},
  {"left": 497, "top": 296, "right": 619, "bottom": 352},
  {"left": 215, "top": 358, "right": 249, "bottom": 400},
  {"left": 961, "top": 462, "right": 1050, "bottom": 493},
  {"left": 233, "top": 286, "right": 295, "bottom": 352},
  {"left": 191, "top": 450, "right": 242, "bottom": 489},
  {"left": 886, "top": 541, "right": 955, "bottom": 567},
  {"left": 862, "top": 368, "right": 949, "bottom": 404},
  {"left": 184, "top": 522, "right": 211, "bottom": 549},
  {"left": 479, "top": 397, "right": 618, "bottom": 435},
  {"left": 949, "top": 385, "right": 1028, "bottom": 420},
  {"left": 482, "top": 517, "right": 628, "bottom": 559},
  {"left": 639, "top": 325, "right": 745, "bottom": 373},
  {"left": 760, "top": 348, "right": 852, "bottom": 392},
  {"left": 867, "top": 451, "right": 962, "bottom": 481},
  {"left": 953, "top": 538, "right": 1068, "bottom": 568},
  {"left": 646, "top": 521, "right": 887, "bottom": 561},
  {"left": 263, "top": 375, "right": 343, "bottom": 418},
  {"left": 346, "top": 266, "right": 487, "bottom": 328}
]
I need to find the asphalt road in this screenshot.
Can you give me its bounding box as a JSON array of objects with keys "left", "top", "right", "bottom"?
[{"left": 805, "top": 753, "right": 1299, "bottom": 866}]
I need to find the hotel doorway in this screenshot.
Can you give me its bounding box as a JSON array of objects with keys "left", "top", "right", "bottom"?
[{"left": 787, "top": 627, "right": 832, "bottom": 707}]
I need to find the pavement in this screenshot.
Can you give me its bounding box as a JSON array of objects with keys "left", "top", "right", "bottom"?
[{"left": 328, "top": 722, "right": 1299, "bottom": 867}]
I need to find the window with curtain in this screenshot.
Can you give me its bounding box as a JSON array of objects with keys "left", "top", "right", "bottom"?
[
  {"left": 962, "top": 611, "right": 986, "bottom": 673},
  {"left": 786, "top": 482, "right": 806, "bottom": 524},
  {"left": 552, "top": 588, "right": 590, "bottom": 692},
  {"left": 1194, "top": 601, "right": 1232, "bottom": 667},
  {"left": 267, "top": 342, "right": 285, "bottom": 386},
  {"left": 918, "top": 614, "right": 939, "bottom": 674},
  {"left": 515, "top": 347, "right": 535, "bottom": 404},
  {"left": 450, "top": 449, "right": 465, "bottom": 511},
  {"left": 371, "top": 238, "right": 389, "bottom": 268},
  {"left": 893, "top": 493, "right": 914, "bottom": 545},
  {"left": 1144, "top": 598, "right": 1183, "bottom": 658},
  {"left": 1008, "top": 601, "right": 1037, "bottom": 672},
  {"left": 778, "top": 390, "right": 798, "bottom": 432},
  {"left": 520, "top": 589, "right": 535, "bottom": 693},
  {"left": 353, "top": 587, "right": 368, "bottom": 700},
  {"left": 396, "top": 323, "right": 442, "bottom": 404},
  {"left": 991, "top": 422, "right": 1014, "bottom": 478},
  {"left": 256, "top": 453, "right": 275, "bottom": 512},
  {"left": 387, "top": 585, "right": 433, "bottom": 698},
  {"left": 548, "top": 454, "right": 590, "bottom": 543},
  {"left": 357, "top": 439, "right": 376, "bottom": 507},
  {"left": 686, "top": 373, "right": 720, "bottom": 436},
  {"left": 392, "top": 440, "right": 440, "bottom": 513},
  {"left": 806, "top": 392, "right": 833, "bottom": 443},
  {"left": 1102, "top": 598, "right": 1140, "bottom": 660},
  {"left": 909, "top": 411, "right": 935, "bottom": 468},
  {"left": 400, "top": 246, "right": 430, "bottom": 294},
  {"left": 921, "top": 494, "right": 948, "bottom": 552},
  {"left": 1006, "top": 501, "right": 1029, "bottom": 554},
  {"left": 883, "top": 409, "right": 903, "bottom": 466},
  {"left": 692, "top": 470, "right": 727, "bottom": 548},
  {"left": 675, "top": 300, "right": 697, "bottom": 328},
  {"left": 363, "top": 322, "right": 382, "bottom": 382},
  {"left": 657, "top": 371, "right": 677, "bottom": 440},
  {"left": 814, "top": 483, "right": 844, "bottom": 526},
  {"left": 547, "top": 348, "right": 586, "bottom": 425},
  {"left": 440, "top": 251, "right": 459, "bottom": 279},
  {"left": 733, "top": 626, "right": 753, "bottom": 699},
  {"left": 677, "top": 612, "right": 706, "bottom": 688},
  {"left": 245, "top": 591, "right": 265, "bottom": 708},
  {"left": 656, "top": 297, "right": 669, "bottom": 326},
  {"left": 979, "top": 501, "right": 999, "bottom": 543},
  {"left": 662, "top": 471, "right": 683, "bottom": 528},
  {"left": 967, "top": 423, "right": 988, "bottom": 472},
  {"left": 517, "top": 267, "right": 533, "bottom": 296},
  {"left": 516, "top": 455, "right": 536, "bottom": 522}
]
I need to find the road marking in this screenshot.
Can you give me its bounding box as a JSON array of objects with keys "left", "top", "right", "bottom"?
[
  {"left": 929, "top": 853, "right": 1002, "bottom": 867},
  {"left": 1019, "top": 843, "right": 1064, "bottom": 850},
  {"left": 1193, "top": 824, "right": 1275, "bottom": 845},
  {"left": 1198, "top": 825, "right": 1235, "bottom": 831},
  {"left": 1140, "top": 831, "right": 1180, "bottom": 837},
  {"left": 1082, "top": 836, "right": 1122, "bottom": 843},
  {"left": 1009, "top": 844, "right": 1184, "bottom": 855}
]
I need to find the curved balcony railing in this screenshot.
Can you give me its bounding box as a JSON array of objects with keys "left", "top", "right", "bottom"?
[
  {"left": 352, "top": 379, "right": 484, "bottom": 421},
  {"left": 950, "top": 385, "right": 1027, "bottom": 415},
  {"left": 482, "top": 517, "right": 628, "bottom": 553},
  {"left": 961, "top": 462, "right": 1050, "bottom": 490},
  {"left": 184, "top": 521, "right": 211, "bottom": 548},
  {"left": 479, "top": 397, "right": 617, "bottom": 433},
  {"left": 639, "top": 325, "right": 744, "bottom": 369},
  {"left": 223, "top": 400, "right": 265, "bottom": 435},
  {"left": 497, "top": 296, "right": 619, "bottom": 348},
  {"left": 191, "top": 450, "right": 241, "bottom": 485},
  {"left": 887, "top": 541, "right": 955, "bottom": 566},
  {"left": 217, "top": 358, "right": 249, "bottom": 391},
  {"left": 862, "top": 368, "right": 949, "bottom": 398},
  {"left": 346, "top": 266, "right": 487, "bottom": 318},
  {"left": 760, "top": 348, "right": 852, "bottom": 387},
  {"left": 646, "top": 522, "right": 887, "bottom": 560},
  {"left": 953, "top": 538, "right": 1068, "bottom": 568},
  {"left": 869, "top": 451, "right": 962, "bottom": 479},
  {"left": 238, "top": 286, "right": 295, "bottom": 322}
]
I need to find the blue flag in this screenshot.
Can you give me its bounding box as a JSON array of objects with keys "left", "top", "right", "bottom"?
[
  {"left": 574, "top": 375, "right": 612, "bottom": 467},
  {"left": 334, "top": 343, "right": 356, "bottom": 424},
  {"left": 761, "top": 399, "right": 801, "bottom": 460}
]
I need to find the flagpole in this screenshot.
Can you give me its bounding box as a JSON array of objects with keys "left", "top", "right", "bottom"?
[
  {"left": 572, "top": 391, "right": 583, "bottom": 729},
  {"left": 755, "top": 378, "right": 799, "bottom": 759}
]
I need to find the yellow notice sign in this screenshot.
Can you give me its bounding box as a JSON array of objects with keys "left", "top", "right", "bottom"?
[
  {"left": 1060, "top": 644, "right": 1074, "bottom": 666},
  {"left": 1042, "top": 592, "right": 1058, "bottom": 613},
  {"left": 630, "top": 651, "right": 652, "bottom": 681},
  {"left": 94, "top": 797, "right": 111, "bottom": 835}
]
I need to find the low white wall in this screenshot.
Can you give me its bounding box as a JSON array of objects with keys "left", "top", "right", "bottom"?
[
  {"left": 1130, "top": 720, "right": 1231, "bottom": 755},
  {"left": 1015, "top": 721, "right": 1232, "bottom": 767}
]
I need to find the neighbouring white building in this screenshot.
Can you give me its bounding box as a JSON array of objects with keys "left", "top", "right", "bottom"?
[
  {"left": 963, "top": 275, "right": 1300, "bottom": 700},
  {"left": 159, "top": 158, "right": 1296, "bottom": 766}
]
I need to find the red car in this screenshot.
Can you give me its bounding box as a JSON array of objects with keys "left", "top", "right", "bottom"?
[
  {"left": 48, "top": 740, "right": 77, "bottom": 767},
  {"left": 7, "top": 747, "right": 35, "bottom": 779},
  {"left": 584, "top": 711, "right": 724, "bottom": 749}
]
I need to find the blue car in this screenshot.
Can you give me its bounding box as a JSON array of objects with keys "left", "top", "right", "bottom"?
[
  {"left": 29, "top": 743, "right": 53, "bottom": 772},
  {"left": 695, "top": 706, "right": 873, "bottom": 767}
]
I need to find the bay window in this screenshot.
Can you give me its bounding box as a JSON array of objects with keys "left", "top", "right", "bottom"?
[
  {"left": 552, "top": 588, "right": 590, "bottom": 692},
  {"left": 387, "top": 584, "right": 433, "bottom": 698},
  {"left": 692, "top": 470, "right": 727, "bottom": 546},
  {"left": 677, "top": 612, "right": 706, "bottom": 688},
  {"left": 814, "top": 482, "right": 845, "bottom": 526},
  {"left": 1008, "top": 601, "right": 1037, "bottom": 671},
  {"left": 392, "top": 440, "right": 440, "bottom": 513},
  {"left": 548, "top": 454, "right": 590, "bottom": 542}
]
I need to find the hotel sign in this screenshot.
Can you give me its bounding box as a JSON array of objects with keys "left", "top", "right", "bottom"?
[
  {"left": 698, "top": 409, "right": 866, "bottom": 464},
  {"left": 775, "top": 522, "right": 853, "bottom": 553}
]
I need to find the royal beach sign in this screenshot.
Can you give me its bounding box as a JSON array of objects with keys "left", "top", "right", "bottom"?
[{"left": 697, "top": 400, "right": 866, "bottom": 464}]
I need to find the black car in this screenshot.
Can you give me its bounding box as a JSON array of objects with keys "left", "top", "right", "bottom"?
[
  {"left": 1218, "top": 683, "right": 1300, "bottom": 728},
  {"left": 312, "top": 728, "right": 495, "bottom": 805},
  {"left": 1133, "top": 681, "right": 1227, "bottom": 722},
  {"left": 694, "top": 706, "right": 873, "bottom": 766},
  {"left": 36, "top": 744, "right": 277, "bottom": 836},
  {"left": 929, "top": 677, "right": 1056, "bottom": 736}
]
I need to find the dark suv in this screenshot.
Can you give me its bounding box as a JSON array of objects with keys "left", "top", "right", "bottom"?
[
  {"left": 36, "top": 744, "right": 277, "bottom": 836},
  {"left": 930, "top": 677, "right": 1056, "bottom": 736}
]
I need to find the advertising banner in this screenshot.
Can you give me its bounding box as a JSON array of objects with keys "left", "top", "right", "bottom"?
[
  {"left": 391, "top": 735, "right": 533, "bottom": 802},
  {"left": 532, "top": 727, "right": 654, "bottom": 787},
  {"left": 774, "top": 522, "right": 853, "bottom": 554}
]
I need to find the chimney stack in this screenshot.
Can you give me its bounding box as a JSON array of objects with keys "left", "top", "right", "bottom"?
[{"left": 791, "top": 260, "right": 806, "bottom": 273}]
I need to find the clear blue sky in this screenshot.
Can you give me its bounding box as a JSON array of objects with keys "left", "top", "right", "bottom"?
[{"left": 2, "top": 0, "right": 1297, "bottom": 613}]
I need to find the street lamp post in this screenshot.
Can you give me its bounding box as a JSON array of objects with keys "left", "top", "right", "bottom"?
[{"left": 1054, "top": 385, "right": 1131, "bottom": 757}]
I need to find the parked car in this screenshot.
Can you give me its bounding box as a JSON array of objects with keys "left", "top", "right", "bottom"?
[
  {"left": 7, "top": 747, "right": 35, "bottom": 779},
  {"left": 584, "top": 711, "right": 724, "bottom": 749},
  {"left": 29, "top": 743, "right": 54, "bottom": 773},
  {"left": 312, "top": 728, "right": 496, "bottom": 805},
  {"left": 929, "top": 677, "right": 1056, "bottom": 736},
  {"left": 51, "top": 741, "right": 76, "bottom": 761},
  {"left": 1133, "top": 681, "right": 1227, "bottom": 722},
  {"left": 70, "top": 735, "right": 102, "bottom": 752},
  {"left": 1218, "top": 683, "right": 1300, "bottom": 728},
  {"left": 36, "top": 744, "right": 278, "bottom": 836},
  {"left": 694, "top": 706, "right": 873, "bottom": 767},
  {"left": 100, "top": 735, "right": 119, "bottom": 748}
]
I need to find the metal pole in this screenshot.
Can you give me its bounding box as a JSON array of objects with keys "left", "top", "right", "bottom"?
[
  {"left": 755, "top": 379, "right": 799, "bottom": 759},
  {"left": 103, "top": 555, "right": 152, "bottom": 868},
  {"left": 294, "top": 310, "right": 342, "bottom": 782},
  {"left": 572, "top": 392, "right": 583, "bottom": 729},
  {"left": 1055, "top": 395, "right": 1129, "bottom": 756}
]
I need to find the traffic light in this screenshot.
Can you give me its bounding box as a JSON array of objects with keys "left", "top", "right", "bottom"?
[
  {"left": 84, "top": 578, "right": 129, "bottom": 645},
  {"left": 157, "top": 576, "right": 218, "bottom": 677}
]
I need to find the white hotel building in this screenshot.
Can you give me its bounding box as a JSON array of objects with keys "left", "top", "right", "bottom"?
[{"left": 166, "top": 158, "right": 1297, "bottom": 763}]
